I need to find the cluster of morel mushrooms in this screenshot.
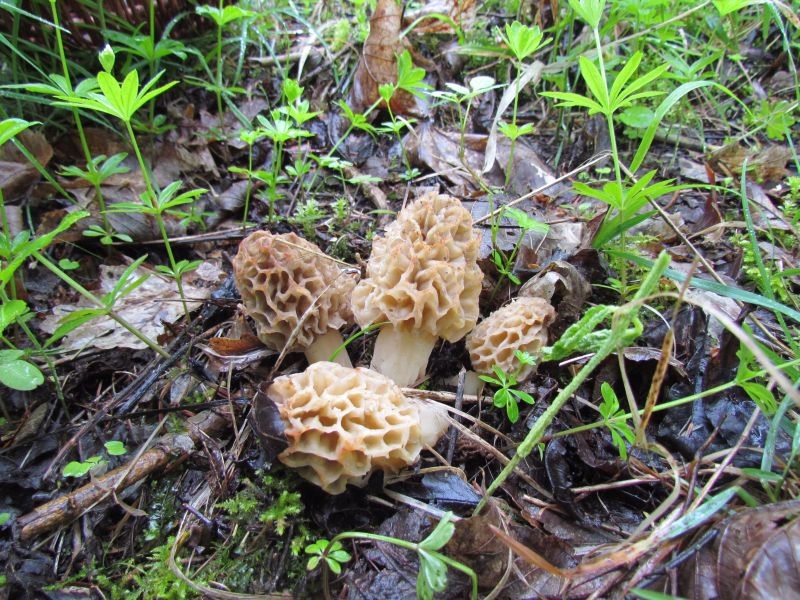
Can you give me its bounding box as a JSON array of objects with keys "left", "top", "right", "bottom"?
[{"left": 233, "top": 192, "right": 556, "bottom": 494}]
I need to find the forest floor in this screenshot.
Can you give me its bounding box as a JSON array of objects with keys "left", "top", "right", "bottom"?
[{"left": 1, "top": 0, "right": 799, "bottom": 598}]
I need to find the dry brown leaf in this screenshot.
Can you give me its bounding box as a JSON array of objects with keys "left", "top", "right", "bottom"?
[
  {"left": 0, "top": 130, "right": 52, "bottom": 199},
  {"left": 348, "top": 0, "right": 429, "bottom": 117},
  {"left": 707, "top": 142, "right": 792, "bottom": 181},
  {"left": 40, "top": 262, "right": 216, "bottom": 351}
]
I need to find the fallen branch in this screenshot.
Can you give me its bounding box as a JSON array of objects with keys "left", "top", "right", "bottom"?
[{"left": 17, "top": 409, "right": 231, "bottom": 542}]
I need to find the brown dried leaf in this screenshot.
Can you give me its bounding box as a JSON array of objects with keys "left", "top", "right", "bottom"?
[
  {"left": 707, "top": 142, "right": 792, "bottom": 181},
  {"left": 348, "top": 0, "right": 428, "bottom": 117},
  {"left": 678, "top": 500, "right": 800, "bottom": 600},
  {"left": 0, "top": 130, "right": 52, "bottom": 199},
  {"left": 40, "top": 263, "right": 215, "bottom": 351}
]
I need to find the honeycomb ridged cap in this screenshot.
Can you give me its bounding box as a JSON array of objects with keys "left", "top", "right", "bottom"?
[
  {"left": 352, "top": 192, "right": 482, "bottom": 341},
  {"left": 467, "top": 297, "right": 556, "bottom": 381},
  {"left": 232, "top": 231, "right": 355, "bottom": 352},
  {"left": 267, "top": 362, "right": 425, "bottom": 494}
]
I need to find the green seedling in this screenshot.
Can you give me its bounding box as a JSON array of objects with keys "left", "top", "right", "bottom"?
[
  {"left": 479, "top": 350, "right": 537, "bottom": 423},
  {"left": 60, "top": 152, "right": 133, "bottom": 244},
  {"left": 306, "top": 512, "right": 477, "bottom": 600},
  {"left": 376, "top": 49, "right": 432, "bottom": 179},
  {"left": 305, "top": 539, "right": 351, "bottom": 575},
  {"left": 432, "top": 75, "right": 498, "bottom": 180},
  {"left": 497, "top": 21, "right": 549, "bottom": 185},
  {"left": 489, "top": 206, "right": 549, "bottom": 295},
  {"left": 50, "top": 46, "right": 203, "bottom": 319},
  {"left": 62, "top": 439, "right": 127, "bottom": 478},
  {"left": 195, "top": 2, "right": 255, "bottom": 122},
  {"left": 0, "top": 299, "right": 44, "bottom": 391},
  {"left": 598, "top": 382, "right": 635, "bottom": 460}
]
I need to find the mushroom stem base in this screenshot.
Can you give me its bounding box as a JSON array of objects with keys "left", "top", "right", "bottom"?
[
  {"left": 371, "top": 328, "right": 436, "bottom": 388},
  {"left": 304, "top": 329, "right": 352, "bottom": 367}
]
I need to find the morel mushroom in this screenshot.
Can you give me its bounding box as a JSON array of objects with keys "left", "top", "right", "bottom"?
[
  {"left": 352, "top": 192, "right": 482, "bottom": 386},
  {"left": 466, "top": 296, "right": 556, "bottom": 381},
  {"left": 233, "top": 231, "right": 356, "bottom": 367},
  {"left": 267, "top": 362, "right": 448, "bottom": 494}
]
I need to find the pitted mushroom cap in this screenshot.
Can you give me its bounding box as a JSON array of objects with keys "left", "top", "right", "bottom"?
[
  {"left": 467, "top": 297, "right": 556, "bottom": 381},
  {"left": 267, "top": 362, "right": 426, "bottom": 494},
  {"left": 232, "top": 231, "right": 355, "bottom": 353},
  {"left": 352, "top": 192, "right": 482, "bottom": 341}
]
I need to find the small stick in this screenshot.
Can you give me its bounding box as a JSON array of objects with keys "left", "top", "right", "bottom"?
[{"left": 17, "top": 409, "right": 230, "bottom": 542}]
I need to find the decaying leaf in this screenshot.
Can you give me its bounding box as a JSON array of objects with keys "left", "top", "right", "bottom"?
[
  {"left": 0, "top": 130, "right": 52, "bottom": 199},
  {"left": 677, "top": 500, "right": 800, "bottom": 599},
  {"left": 40, "top": 262, "right": 217, "bottom": 351},
  {"left": 707, "top": 142, "right": 792, "bottom": 182},
  {"left": 405, "top": 122, "right": 568, "bottom": 198},
  {"left": 348, "top": 0, "right": 429, "bottom": 117},
  {"left": 520, "top": 260, "right": 592, "bottom": 321}
]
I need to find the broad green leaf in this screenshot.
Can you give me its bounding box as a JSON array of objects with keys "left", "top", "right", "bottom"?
[
  {"left": 104, "top": 440, "right": 127, "bottom": 456},
  {"left": 0, "top": 118, "right": 36, "bottom": 145},
  {"left": 0, "top": 299, "right": 27, "bottom": 334},
  {"left": 578, "top": 56, "right": 609, "bottom": 109},
  {"left": 0, "top": 356, "right": 44, "bottom": 391},
  {"left": 618, "top": 105, "right": 654, "bottom": 129}
]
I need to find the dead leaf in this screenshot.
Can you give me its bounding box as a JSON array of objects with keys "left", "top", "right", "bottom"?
[
  {"left": 707, "top": 142, "right": 792, "bottom": 182},
  {"left": 348, "top": 0, "right": 429, "bottom": 117},
  {"left": 678, "top": 500, "right": 800, "bottom": 600},
  {"left": 0, "top": 130, "right": 52, "bottom": 199},
  {"left": 40, "top": 263, "right": 213, "bottom": 352}
]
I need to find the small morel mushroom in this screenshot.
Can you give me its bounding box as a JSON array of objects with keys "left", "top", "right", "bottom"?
[
  {"left": 352, "top": 192, "right": 482, "bottom": 387},
  {"left": 233, "top": 231, "right": 356, "bottom": 367},
  {"left": 267, "top": 362, "right": 448, "bottom": 494},
  {"left": 467, "top": 296, "right": 556, "bottom": 381}
]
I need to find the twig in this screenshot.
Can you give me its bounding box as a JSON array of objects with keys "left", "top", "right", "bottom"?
[{"left": 17, "top": 409, "right": 230, "bottom": 542}]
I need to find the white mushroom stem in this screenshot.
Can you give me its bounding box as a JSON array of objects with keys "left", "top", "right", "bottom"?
[
  {"left": 304, "top": 329, "right": 352, "bottom": 368},
  {"left": 460, "top": 370, "right": 484, "bottom": 398},
  {"left": 370, "top": 327, "right": 437, "bottom": 388},
  {"left": 415, "top": 402, "right": 450, "bottom": 447}
]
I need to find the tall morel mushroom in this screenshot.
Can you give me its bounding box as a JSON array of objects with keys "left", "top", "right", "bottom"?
[
  {"left": 267, "top": 362, "right": 448, "bottom": 494},
  {"left": 233, "top": 231, "right": 356, "bottom": 367},
  {"left": 466, "top": 296, "right": 556, "bottom": 381},
  {"left": 352, "top": 192, "right": 482, "bottom": 386}
]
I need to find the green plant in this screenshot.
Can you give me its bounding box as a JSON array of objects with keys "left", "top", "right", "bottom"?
[
  {"left": 431, "top": 75, "right": 498, "bottom": 179},
  {"left": 290, "top": 198, "right": 326, "bottom": 239},
  {"left": 0, "top": 299, "right": 44, "bottom": 391},
  {"left": 195, "top": 2, "right": 255, "bottom": 122},
  {"left": 62, "top": 439, "right": 127, "bottom": 478},
  {"left": 540, "top": 0, "right": 710, "bottom": 293},
  {"left": 48, "top": 46, "right": 206, "bottom": 319},
  {"left": 59, "top": 152, "right": 134, "bottom": 244},
  {"left": 489, "top": 205, "right": 549, "bottom": 294},
  {"left": 478, "top": 350, "right": 537, "bottom": 423},
  {"left": 496, "top": 21, "right": 549, "bottom": 185},
  {"left": 376, "top": 49, "right": 432, "bottom": 179},
  {"left": 598, "top": 382, "right": 635, "bottom": 460},
  {"left": 305, "top": 539, "right": 351, "bottom": 575},
  {"left": 306, "top": 512, "right": 478, "bottom": 600}
]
